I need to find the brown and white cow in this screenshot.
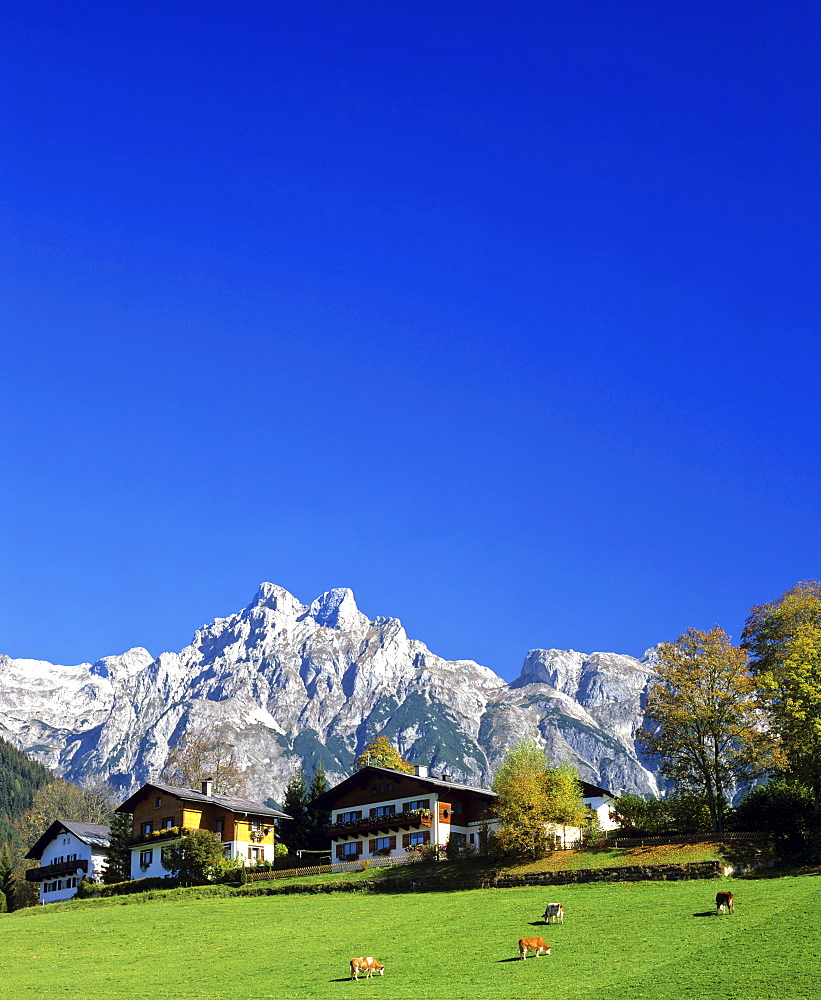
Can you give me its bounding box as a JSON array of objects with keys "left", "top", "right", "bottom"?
[
  {"left": 350, "top": 957, "right": 385, "bottom": 980},
  {"left": 543, "top": 902, "right": 564, "bottom": 924},
  {"left": 518, "top": 937, "right": 551, "bottom": 960},
  {"left": 715, "top": 891, "right": 735, "bottom": 915}
]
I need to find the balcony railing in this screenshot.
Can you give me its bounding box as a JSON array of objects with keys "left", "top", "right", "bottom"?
[
  {"left": 325, "top": 810, "right": 433, "bottom": 838},
  {"left": 128, "top": 826, "right": 191, "bottom": 847},
  {"left": 26, "top": 859, "right": 89, "bottom": 882}
]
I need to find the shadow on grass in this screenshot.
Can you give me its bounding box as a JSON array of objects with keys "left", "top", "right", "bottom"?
[{"left": 692, "top": 911, "right": 719, "bottom": 918}]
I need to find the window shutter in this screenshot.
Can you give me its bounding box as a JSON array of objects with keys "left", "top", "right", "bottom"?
[
  {"left": 423, "top": 832, "right": 430, "bottom": 844},
  {"left": 369, "top": 839, "right": 376, "bottom": 855},
  {"left": 402, "top": 834, "right": 410, "bottom": 849},
  {"left": 336, "top": 844, "right": 344, "bottom": 859},
  {"left": 369, "top": 808, "right": 376, "bottom": 818},
  {"left": 389, "top": 836, "right": 396, "bottom": 850},
  {"left": 356, "top": 841, "right": 363, "bottom": 856}
]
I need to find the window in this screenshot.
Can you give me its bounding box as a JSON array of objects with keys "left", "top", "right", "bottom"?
[
  {"left": 450, "top": 800, "right": 463, "bottom": 816},
  {"left": 341, "top": 841, "right": 360, "bottom": 857},
  {"left": 371, "top": 805, "right": 395, "bottom": 818},
  {"left": 160, "top": 847, "right": 172, "bottom": 863},
  {"left": 66, "top": 877, "right": 78, "bottom": 889},
  {"left": 469, "top": 833, "right": 475, "bottom": 844},
  {"left": 162, "top": 817, "right": 174, "bottom": 829},
  {"left": 406, "top": 832, "right": 428, "bottom": 846},
  {"left": 215, "top": 817, "right": 224, "bottom": 835},
  {"left": 337, "top": 810, "right": 361, "bottom": 823},
  {"left": 249, "top": 847, "right": 263, "bottom": 860},
  {"left": 67, "top": 853, "right": 77, "bottom": 862},
  {"left": 405, "top": 799, "right": 429, "bottom": 812},
  {"left": 141, "top": 821, "right": 153, "bottom": 836},
  {"left": 223, "top": 845, "right": 231, "bottom": 858},
  {"left": 450, "top": 833, "right": 466, "bottom": 848},
  {"left": 156, "top": 797, "right": 162, "bottom": 807},
  {"left": 250, "top": 819, "right": 261, "bottom": 832},
  {"left": 372, "top": 837, "right": 393, "bottom": 854},
  {"left": 139, "top": 850, "right": 153, "bottom": 867}
]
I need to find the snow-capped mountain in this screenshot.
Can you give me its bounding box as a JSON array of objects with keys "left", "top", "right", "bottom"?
[{"left": 0, "top": 584, "right": 659, "bottom": 802}]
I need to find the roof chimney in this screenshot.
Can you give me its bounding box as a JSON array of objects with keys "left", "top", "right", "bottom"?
[
  {"left": 201, "top": 778, "right": 213, "bottom": 797},
  {"left": 441, "top": 772, "right": 452, "bottom": 782},
  {"left": 414, "top": 765, "right": 429, "bottom": 778}
]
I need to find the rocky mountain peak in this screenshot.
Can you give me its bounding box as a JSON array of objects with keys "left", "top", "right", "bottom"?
[
  {"left": 247, "top": 582, "right": 306, "bottom": 617},
  {"left": 308, "top": 587, "right": 369, "bottom": 631},
  {"left": 0, "top": 584, "right": 661, "bottom": 802}
]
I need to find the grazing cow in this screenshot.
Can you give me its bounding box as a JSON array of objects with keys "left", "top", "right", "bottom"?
[
  {"left": 543, "top": 902, "right": 564, "bottom": 924},
  {"left": 518, "top": 937, "right": 551, "bottom": 960},
  {"left": 715, "top": 891, "right": 735, "bottom": 915},
  {"left": 350, "top": 957, "right": 385, "bottom": 980}
]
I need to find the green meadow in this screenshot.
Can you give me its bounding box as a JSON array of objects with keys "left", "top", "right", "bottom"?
[{"left": 1, "top": 875, "right": 818, "bottom": 1000}]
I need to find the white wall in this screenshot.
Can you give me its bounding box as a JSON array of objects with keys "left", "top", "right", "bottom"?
[{"left": 38, "top": 831, "right": 108, "bottom": 904}]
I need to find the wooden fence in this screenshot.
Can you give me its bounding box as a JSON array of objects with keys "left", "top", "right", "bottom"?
[
  {"left": 608, "top": 831, "right": 769, "bottom": 847},
  {"left": 244, "top": 853, "right": 421, "bottom": 882}
]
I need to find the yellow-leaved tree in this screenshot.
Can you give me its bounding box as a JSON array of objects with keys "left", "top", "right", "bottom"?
[
  {"left": 639, "top": 626, "right": 778, "bottom": 833},
  {"left": 492, "top": 739, "right": 585, "bottom": 857},
  {"left": 353, "top": 736, "right": 414, "bottom": 774},
  {"left": 743, "top": 581, "right": 821, "bottom": 814}
]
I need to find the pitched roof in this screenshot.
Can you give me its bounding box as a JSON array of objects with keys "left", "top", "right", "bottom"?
[
  {"left": 310, "top": 765, "right": 498, "bottom": 809},
  {"left": 310, "top": 765, "right": 614, "bottom": 809},
  {"left": 115, "top": 781, "right": 291, "bottom": 820},
  {"left": 25, "top": 820, "right": 110, "bottom": 860}
]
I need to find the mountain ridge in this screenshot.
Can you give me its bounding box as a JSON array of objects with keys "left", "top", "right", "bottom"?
[{"left": 0, "top": 584, "right": 660, "bottom": 802}]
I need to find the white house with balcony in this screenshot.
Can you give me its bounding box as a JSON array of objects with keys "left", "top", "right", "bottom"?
[
  {"left": 311, "top": 764, "right": 497, "bottom": 861},
  {"left": 312, "top": 764, "right": 619, "bottom": 860},
  {"left": 25, "top": 820, "right": 110, "bottom": 904}
]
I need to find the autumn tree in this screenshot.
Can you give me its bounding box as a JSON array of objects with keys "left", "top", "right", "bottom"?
[
  {"left": 492, "top": 739, "right": 585, "bottom": 857},
  {"left": 743, "top": 581, "right": 821, "bottom": 813},
  {"left": 160, "top": 723, "right": 246, "bottom": 795},
  {"left": 638, "top": 627, "right": 776, "bottom": 833},
  {"left": 21, "top": 778, "right": 114, "bottom": 846},
  {"left": 353, "top": 736, "right": 414, "bottom": 774}
]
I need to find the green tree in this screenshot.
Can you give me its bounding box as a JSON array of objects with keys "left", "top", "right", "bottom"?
[
  {"left": 638, "top": 627, "right": 776, "bottom": 833},
  {"left": 731, "top": 779, "right": 815, "bottom": 852},
  {"left": 743, "top": 581, "right": 821, "bottom": 812},
  {"left": 0, "top": 847, "right": 12, "bottom": 911},
  {"left": 103, "top": 812, "right": 133, "bottom": 884},
  {"left": 279, "top": 769, "right": 309, "bottom": 852},
  {"left": 305, "top": 762, "right": 331, "bottom": 851},
  {"left": 0, "top": 737, "right": 53, "bottom": 853},
  {"left": 8, "top": 856, "right": 38, "bottom": 910},
  {"left": 492, "top": 739, "right": 585, "bottom": 857},
  {"left": 353, "top": 736, "right": 414, "bottom": 774},
  {"left": 160, "top": 829, "right": 224, "bottom": 885},
  {"left": 160, "top": 723, "right": 247, "bottom": 795}
]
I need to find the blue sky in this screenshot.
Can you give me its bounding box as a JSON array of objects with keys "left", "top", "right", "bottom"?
[{"left": 2, "top": 1, "right": 819, "bottom": 680}]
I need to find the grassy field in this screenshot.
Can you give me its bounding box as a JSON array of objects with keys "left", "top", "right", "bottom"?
[{"left": 1, "top": 873, "right": 819, "bottom": 1000}]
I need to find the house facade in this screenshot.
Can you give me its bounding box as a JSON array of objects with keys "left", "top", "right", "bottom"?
[
  {"left": 313, "top": 765, "right": 619, "bottom": 859},
  {"left": 25, "top": 820, "right": 110, "bottom": 904},
  {"left": 311, "top": 765, "right": 497, "bottom": 861},
  {"left": 115, "top": 780, "right": 291, "bottom": 880}
]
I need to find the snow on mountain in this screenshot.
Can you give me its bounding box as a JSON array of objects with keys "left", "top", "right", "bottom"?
[{"left": 0, "top": 584, "right": 660, "bottom": 802}]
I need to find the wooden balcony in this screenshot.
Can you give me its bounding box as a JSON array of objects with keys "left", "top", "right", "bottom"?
[
  {"left": 326, "top": 811, "right": 433, "bottom": 839},
  {"left": 26, "top": 859, "right": 89, "bottom": 882}
]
